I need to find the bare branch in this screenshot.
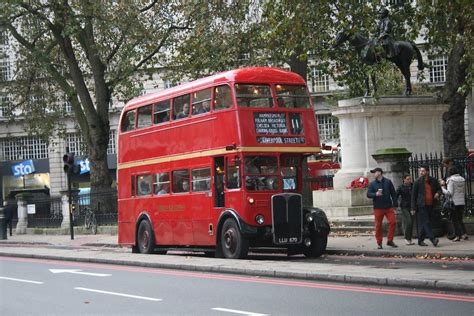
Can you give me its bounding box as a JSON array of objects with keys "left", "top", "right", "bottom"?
[
  {"left": 107, "top": 23, "right": 191, "bottom": 88},
  {"left": 140, "top": 0, "right": 158, "bottom": 13}
]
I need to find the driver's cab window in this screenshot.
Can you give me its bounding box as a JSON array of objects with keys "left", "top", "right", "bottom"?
[
  {"left": 244, "top": 155, "right": 279, "bottom": 191},
  {"left": 281, "top": 155, "right": 300, "bottom": 191}
]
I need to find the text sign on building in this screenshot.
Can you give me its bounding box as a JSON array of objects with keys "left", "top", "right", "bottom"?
[
  {"left": 11, "top": 160, "right": 36, "bottom": 177},
  {"left": 253, "top": 113, "right": 288, "bottom": 135},
  {"left": 78, "top": 158, "right": 90, "bottom": 174}
]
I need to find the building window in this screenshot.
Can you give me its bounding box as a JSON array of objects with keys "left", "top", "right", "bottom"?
[
  {"left": 66, "top": 133, "right": 86, "bottom": 156},
  {"left": 66, "top": 130, "right": 116, "bottom": 156},
  {"left": 0, "top": 94, "right": 11, "bottom": 117},
  {"left": 163, "top": 79, "right": 179, "bottom": 89},
  {"left": 309, "top": 67, "right": 329, "bottom": 93},
  {"left": 0, "top": 59, "right": 12, "bottom": 81},
  {"left": 317, "top": 114, "right": 339, "bottom": 143},
  {"left": 107, "top": 130, "right": 116, "bottom": 154},
  {"left": 0, "top": 29, "right": 8, "bottom": 46},
  {"left": 63, "top": 100, "right": 72, "bottom": 113},
  {"left": 429, "top": 56, "right": 448, "bottom": 83},
  {"left": 0, "top": 136, "right": 49, "bottom": 161}
]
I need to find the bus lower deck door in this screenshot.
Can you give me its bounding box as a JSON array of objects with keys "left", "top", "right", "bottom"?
[{"left": 191, "top": 166, "right": 214, "bottom": 246}]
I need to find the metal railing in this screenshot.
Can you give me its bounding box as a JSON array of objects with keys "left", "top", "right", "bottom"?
[
  {"left": 27, "top": 196, "right": 63, "bottom": 228},
  {"left": 308, "top": 175, "right": 335, "bottom": 190},
  {"left": 73, "top": 189, "right": 118, "bottom": 226}
]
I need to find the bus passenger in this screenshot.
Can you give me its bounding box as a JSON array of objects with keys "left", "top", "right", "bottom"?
[
  {"left": 176, "top": 103, "right": 189, "bottom": 119},
  {"left": 200, "top": 101, "right": 210, "bottom": 113},
  {"left": 139, "top": 179, "right": 151, "bottom": 195},
  {"left": 244, "top": 158, "right": 259, "bottom": 174},
  {"left": 181, "top": 180, "right": 189, "bottom": 192},
  {"left": 157, "top": 183, "right": 169, "bottom": 195}
]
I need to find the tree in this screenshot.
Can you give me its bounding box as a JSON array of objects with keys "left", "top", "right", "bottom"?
[
  {"left": 415, "top": 1, "right": 473, "bottom": 157},
  {"left": 169, "top": 1, "right": 470, "bottom": 156},
  {"left": 0, "top": 0, "right": 190, "bottom": 192}
]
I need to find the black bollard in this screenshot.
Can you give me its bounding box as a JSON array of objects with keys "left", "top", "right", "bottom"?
[{"left": 0, "top": 207, "right": 7, "bottom": 240}]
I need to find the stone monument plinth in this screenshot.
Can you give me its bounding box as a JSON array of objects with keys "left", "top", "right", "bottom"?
[
  {"left": 332, "top": 96, "right": 448, "bottom": 190},
  {"left": 314, "top": 96, "right": 448, "bottom": 219}
]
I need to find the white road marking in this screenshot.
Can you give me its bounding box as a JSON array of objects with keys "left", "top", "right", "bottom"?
[
  {"left": 74, "top": 287, "right": 162, "bottom": 301},
  {"left": 0, "top": 276, "right": 44, "bottom": 284},
  {"left": 49, "top": 269, "right": 111, "bottom": 277},
  {"left": 212, "top": 307, "right": 268, "bottom": 316}
]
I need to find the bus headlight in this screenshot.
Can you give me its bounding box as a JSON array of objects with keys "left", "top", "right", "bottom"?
[
  {"left": 248, "top": 197, "right": 255, "bottom": 204},
  {"left": 255, "top": 214, "right": 265, "bottom": 225},
  {"left": 305, "top": 213, "right": 314, "bottom": 223}
]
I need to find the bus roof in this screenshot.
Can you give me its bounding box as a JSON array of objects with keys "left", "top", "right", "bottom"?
[{"left": 124, "top": 67, "right": 306, "bottom": 111}]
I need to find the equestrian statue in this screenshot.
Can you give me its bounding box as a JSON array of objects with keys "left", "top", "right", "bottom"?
[{"left": 333, "top": 8, "right": 424, "bottom": 96}]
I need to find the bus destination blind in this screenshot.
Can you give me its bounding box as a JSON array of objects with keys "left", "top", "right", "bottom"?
[{"left": 254, "top": 112, "right": 305, "bottom": 144}]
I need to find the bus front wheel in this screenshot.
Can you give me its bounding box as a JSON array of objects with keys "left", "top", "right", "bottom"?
[
  {"left": 137, "top": 220, "right": 155, "bottom": 254},
  {"left": 303, "top": 234, "right": 327, "bottom": 258},
  {"left": 220, "top": 218, "right": 249, "bottom": 259}
]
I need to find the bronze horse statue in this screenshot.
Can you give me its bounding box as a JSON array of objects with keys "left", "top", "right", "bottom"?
[{"left": 334, "top": 31, "right": 425, "bottom": 96}]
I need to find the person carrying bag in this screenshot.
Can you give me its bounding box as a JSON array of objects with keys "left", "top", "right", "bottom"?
[{"left": 441, "top": 166, "right": 468, "bottom": 241}]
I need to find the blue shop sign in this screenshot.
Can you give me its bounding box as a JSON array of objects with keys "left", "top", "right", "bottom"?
[
  {"left": 12, "top": 160, "right": 36, "bottom": 177},
  {"left": 78, "top": 158, "right": 90, "bottom": 174}
]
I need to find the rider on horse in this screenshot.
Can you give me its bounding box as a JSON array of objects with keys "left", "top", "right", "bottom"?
[{"left": 377, "top": 8, "right": 398, "bottom": 59}]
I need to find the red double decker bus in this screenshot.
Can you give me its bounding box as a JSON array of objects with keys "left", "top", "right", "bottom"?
[{"left": 117, "top": 67, "right": 330, "bottom": 258}]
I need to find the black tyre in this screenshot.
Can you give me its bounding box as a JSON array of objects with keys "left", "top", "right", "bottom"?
[
  {"left": 204, "top": 251, "right": 215, "bottom": 258},
  {"left": 220, "top": 218, "right": 249, "bottom": 259},
  {"left": 137, "top": 220, "right": 155, "bottom": 254},
  {"left": 303, "top": 234, "right": 327, "bottom": 258}
]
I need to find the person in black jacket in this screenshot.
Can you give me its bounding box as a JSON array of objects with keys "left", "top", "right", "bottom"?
[
  {"left": 411, "top": 165, "right": 441, "bottom": 247},
  {"left": 3, "top": 196, "right": 15, "bottom": 237},
  {"left": 367, "top": 167, "right": 398, "bottom": 249},
  {"left": 397, "top": 175, "right": 414, "bottom": 245}
]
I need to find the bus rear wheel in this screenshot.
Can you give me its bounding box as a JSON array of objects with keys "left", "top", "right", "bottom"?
[
  {"left": 303, "top": 234, "right": 327, "bottom": 258},
  {"left": 137, "top": 220, "right": 155, "bottom": 254},
  {"left": 220, "top": 218, "right": 249, "bottom": 259}
]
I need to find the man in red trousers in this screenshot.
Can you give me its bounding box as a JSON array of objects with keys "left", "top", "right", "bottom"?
[{"left": 367, "top": 168, "right": 398, "bottom": 249}]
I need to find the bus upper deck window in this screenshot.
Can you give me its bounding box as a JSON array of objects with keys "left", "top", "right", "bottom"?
[
  {"left": 213, "top": 85, "right": 232, "bottom": 111},
  {"left": 173, "top": 94, "right": 191, "bottom": 120},
  {"left": 192, "top": 89, "right": 212, "bottom": 115},
  {"left": 235, "top": 84, "right": 273, "bottom": 108},
  {"left": 121, "top": 110, "right": 136, "bottom": 132},
  {"left": 153, "top": 100, "right": 170, "bottom": 124},
  {"left": 275, "top": 85, "right": 311, "bottom": 109},
  {"left": 137, "top": 105, "right": 152, "bottom": 128}
]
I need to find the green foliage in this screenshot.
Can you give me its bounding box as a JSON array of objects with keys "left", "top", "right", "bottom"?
[
  {"left": 415, "top": 0, "right": 473, "bottom": 94},
  {"left": 0, "top": 0, "right": 194, "bottom": 189}
]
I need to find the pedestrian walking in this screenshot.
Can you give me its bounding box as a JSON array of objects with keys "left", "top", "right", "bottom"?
[
  {"left": 397, "top": 174, "right": 415, "bottom": 245},
  {"left": 367, "top": 167, "right": 398, "bottom": 249},
  {"left": 411, "top": 165, "right": 441, "bottom": 247},
  {"left": 3, "top": 196, "right": 15, "bottom": 237},
  {"left": 441, "top": 166, "right": 468, "bottom": 241}
]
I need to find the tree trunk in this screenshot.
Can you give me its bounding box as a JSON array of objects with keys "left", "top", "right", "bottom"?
[
  {"left": 442, "top": 39, "right": 468, "bottom": 158},
  {"left": 289, "top": 52, "right": 308, "bottom": 81},
  {"left": 88, "top": 124, "right": 112, "bottom": 192}
]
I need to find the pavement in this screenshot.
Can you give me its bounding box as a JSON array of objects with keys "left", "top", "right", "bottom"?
[{"left": 0, "top": 232, "right": 473, "bottom": 294}]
